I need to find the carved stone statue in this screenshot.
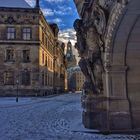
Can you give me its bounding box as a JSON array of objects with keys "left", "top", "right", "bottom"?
[
  {"left": 73, "top": 19, "right": 87, "bottom": 57},
  {"left": 79, "top": 58, "right": 97, "bottom": 94},
  {"left": 84, "top": 23, "right": 104, "bottom": 94},
  {"left": 74, "top": 17, "right": 104, "bottom": 94},
  {"left": 91, "top": 5, "right": 107, "bottom": 35},
  {"left": 74, "top": 0, "right": 128, "bottom": 95},
  {"left": 74, "top": 19, "right": 96, "bottom": 94}
]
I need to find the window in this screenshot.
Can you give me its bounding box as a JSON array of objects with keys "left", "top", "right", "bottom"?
[
  {"left": 45, "top": 73, "right": 48, "bottom": 86},
  {"left": 51, "top": 60, "right": 53, "bottom": 70},
  {"left": 42, "top": 72, "right": 45, "bottom": 86},
  {"left": 45, "top": 56, "right": 47, "bottom": 66},
  {"left": 7, "top": 27, "right": 15, "bottom": 39},
  {"left": 42, "top": 52, "right": 44, "bottom": 64},
  {"left": 48, "top": 57, "right": 50, "bottom": 68},
  {"left": 6, "top": 49, "right": 14, "bottom": 61},
  {"left": 42, "top": 32, "right": 44, "bottom": 44},
  {"left": 23, "top": 50, "right": 30, "bottom": 62},
  {"left": 22, "top": 28, "right": 31, "bottom": 40},
  {"left": 48, "top": 74, "right": 50, "bottom": 86},
  {"left": 21, "top": 70, "right": 30, "bottom": 85},
  {"left": 4, "top": 71, "right": 14, "bottom": 85},
  {"left": 45, "top": 37, "right": 48, "bottom": 47}
]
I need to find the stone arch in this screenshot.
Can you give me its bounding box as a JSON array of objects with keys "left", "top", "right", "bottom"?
[
  {"left": 125, "top": 17, "right": 140, "bottom": 129},
  {"left": 104, "top": 0, "right": 140, "bottom": 129}
]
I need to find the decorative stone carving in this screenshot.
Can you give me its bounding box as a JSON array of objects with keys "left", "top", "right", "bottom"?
[
  {"left": 98, "top": 0, "right": 115, "bottom": 9},
  {"left": 74, "top": 0, "right": 140, "bottom": 132},
  {"left": 74, "top": 19, "right": 96, "bottom": 94},
  {"left": 92, "top": 5, "right": 107, "bottom": 35},
  {"left": 6, "top": 16, "right": 16, "bottom": 24},
  {"left": 77, "top": 0, "right": 129, "bottom": 90},
  {"left": 0, "top": 9, "right": 39, "bottom": 25},
  {"left": 74, "top": 19, "right": 86, "bottom": 57},
  {"left": 74, "top": 2, "right": 106, "bottom": 94},
  {"left": 85, "top": 23, "right": 104, "bottom": 94}
]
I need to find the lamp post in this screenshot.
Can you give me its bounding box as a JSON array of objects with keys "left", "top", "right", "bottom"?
[{"left": 16, "top": 79, "right": 19, "bottom": 102}]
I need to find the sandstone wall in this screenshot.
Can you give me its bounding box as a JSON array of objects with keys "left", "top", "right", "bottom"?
[{"left": 74, "top": 0, "right": 140, "bottom": 131}]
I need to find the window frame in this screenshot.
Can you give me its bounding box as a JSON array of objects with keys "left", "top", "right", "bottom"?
[
  {"left": 5, "top": 49, "right": 15, "bottom": 62},
  {"left": 4, "top": 71, "right": 14, "bottom": 85},
  {"left": 22, "top": 27, "right": 32, "bottom": 40},
  {"left": 7, "top": 27, "right": 16, "bottom": 40},
  {"left": 22, "top": 50, "right": 30, "bottom": 63}
]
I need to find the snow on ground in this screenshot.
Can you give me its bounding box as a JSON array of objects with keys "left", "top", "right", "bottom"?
[{"left": 0, "top": 93, "right": 139, "bottom": 140}]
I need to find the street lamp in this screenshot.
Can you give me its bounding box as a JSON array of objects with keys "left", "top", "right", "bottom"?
[{"left": 16, "top": 79, "right": 19, "bottom": 102}]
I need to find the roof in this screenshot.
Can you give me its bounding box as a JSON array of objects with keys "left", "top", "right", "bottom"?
[
  {"left": 67, "top": 65, "right": 81, "bottom": 72},
  {"left": 0, "top": 0, "right": 32, "bottom": 8}
]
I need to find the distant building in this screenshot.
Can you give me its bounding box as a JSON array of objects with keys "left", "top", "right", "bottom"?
[
  {"left": 67, "top": 66, "right": 85, "bottom": 91},
  {"left": 66, "top": 41, "right": 77, "bottom": 68},
  {"left": 0, "top": 0, "right": 66, "bottom": 96}
]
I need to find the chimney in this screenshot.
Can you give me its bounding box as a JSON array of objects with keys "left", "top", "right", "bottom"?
[{"left": 35, "top": 0, "right": 40, "bottom": 8}]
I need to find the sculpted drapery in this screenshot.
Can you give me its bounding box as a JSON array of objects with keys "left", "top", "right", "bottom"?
[{"left": 74, "top": 1, "right": 107, "bottom": 95}]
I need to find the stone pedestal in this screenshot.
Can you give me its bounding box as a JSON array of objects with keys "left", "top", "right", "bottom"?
[
  {"left": 108, "top": 98, "right": 132, "bottom": 130},
  {"left": 81, "top": 93, "right": 108, "bottom": 130},
  {"left": 81, "top": 92, "right": 132, "bottom": 131}
]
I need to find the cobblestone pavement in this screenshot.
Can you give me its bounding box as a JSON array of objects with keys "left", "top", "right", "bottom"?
[{"left": 0, "top": 93, "right": 139, "bottom": 140}]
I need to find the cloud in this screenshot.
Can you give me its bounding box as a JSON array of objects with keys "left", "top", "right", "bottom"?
[
  {"left": 42, "top": 6, "right": 72, "bottom": 17},
  {"left": 41, "top": 8, "right": 54, "bottom": 16},
  {"left": 48, "top": 18, "right": 62, "bottom": 24},
  {"left": 55, "top": 5, "right": 72, "bottom": 16},
  {"left": 26, "top": 0, "right": 72, "bottom": 17},
  {"left": 45, "top": 0, "right": 65, "bottom": 3},
  {"left": 59, "top": 28, "right": 76, "bottom": 45},
  {"left": 59, "top": 23, "right": 66, "bottom": 27}
]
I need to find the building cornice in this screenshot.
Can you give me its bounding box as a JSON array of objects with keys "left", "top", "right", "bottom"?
[
  {"left": 0, "top": 7, "right": 39, "bottom": 13},
  {"left": 0, "top": 40, "right": 40, "bottom": 45}
]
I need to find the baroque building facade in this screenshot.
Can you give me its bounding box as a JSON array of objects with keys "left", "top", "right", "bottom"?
[
  {"left": 0, "top": 0, "right": 66, "bottom": 96},
  {"left": 67, "top": 66, "right": 85, "bottom": 91},
  {"left": 74, "top": 0, "right": 140, "bottom": 131}
]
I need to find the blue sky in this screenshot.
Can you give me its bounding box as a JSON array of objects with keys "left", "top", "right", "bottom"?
[
  {"left": 41, "top": 0, "right": 79, "bottom": 30},
  {"left": 26, "top": 0, "right": 79, "bottom": 60},
  {"left": 26, "top": 0, "right": 79, "bottom": 30}
]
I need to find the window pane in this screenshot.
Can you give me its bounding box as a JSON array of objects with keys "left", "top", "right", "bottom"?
[
  {"left": 23, "top": 28, "right": 31, "bottom": 40},
  {"left": 6, "top": 49, "right": 14, "bottom": 61},
  {"left": 7, "top": 27, "right": 15, "bottom": 39},
  {"left": 23, "top": 50, "right": 30, "bottom": 62}
]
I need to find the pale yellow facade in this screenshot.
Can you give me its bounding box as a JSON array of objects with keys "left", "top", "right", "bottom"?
[
  {"left": 75, "top": 71, "right": 85, "bottom": 91},
  {"left": 0, "top": 5, "right": 66, "bottom": 96}
]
